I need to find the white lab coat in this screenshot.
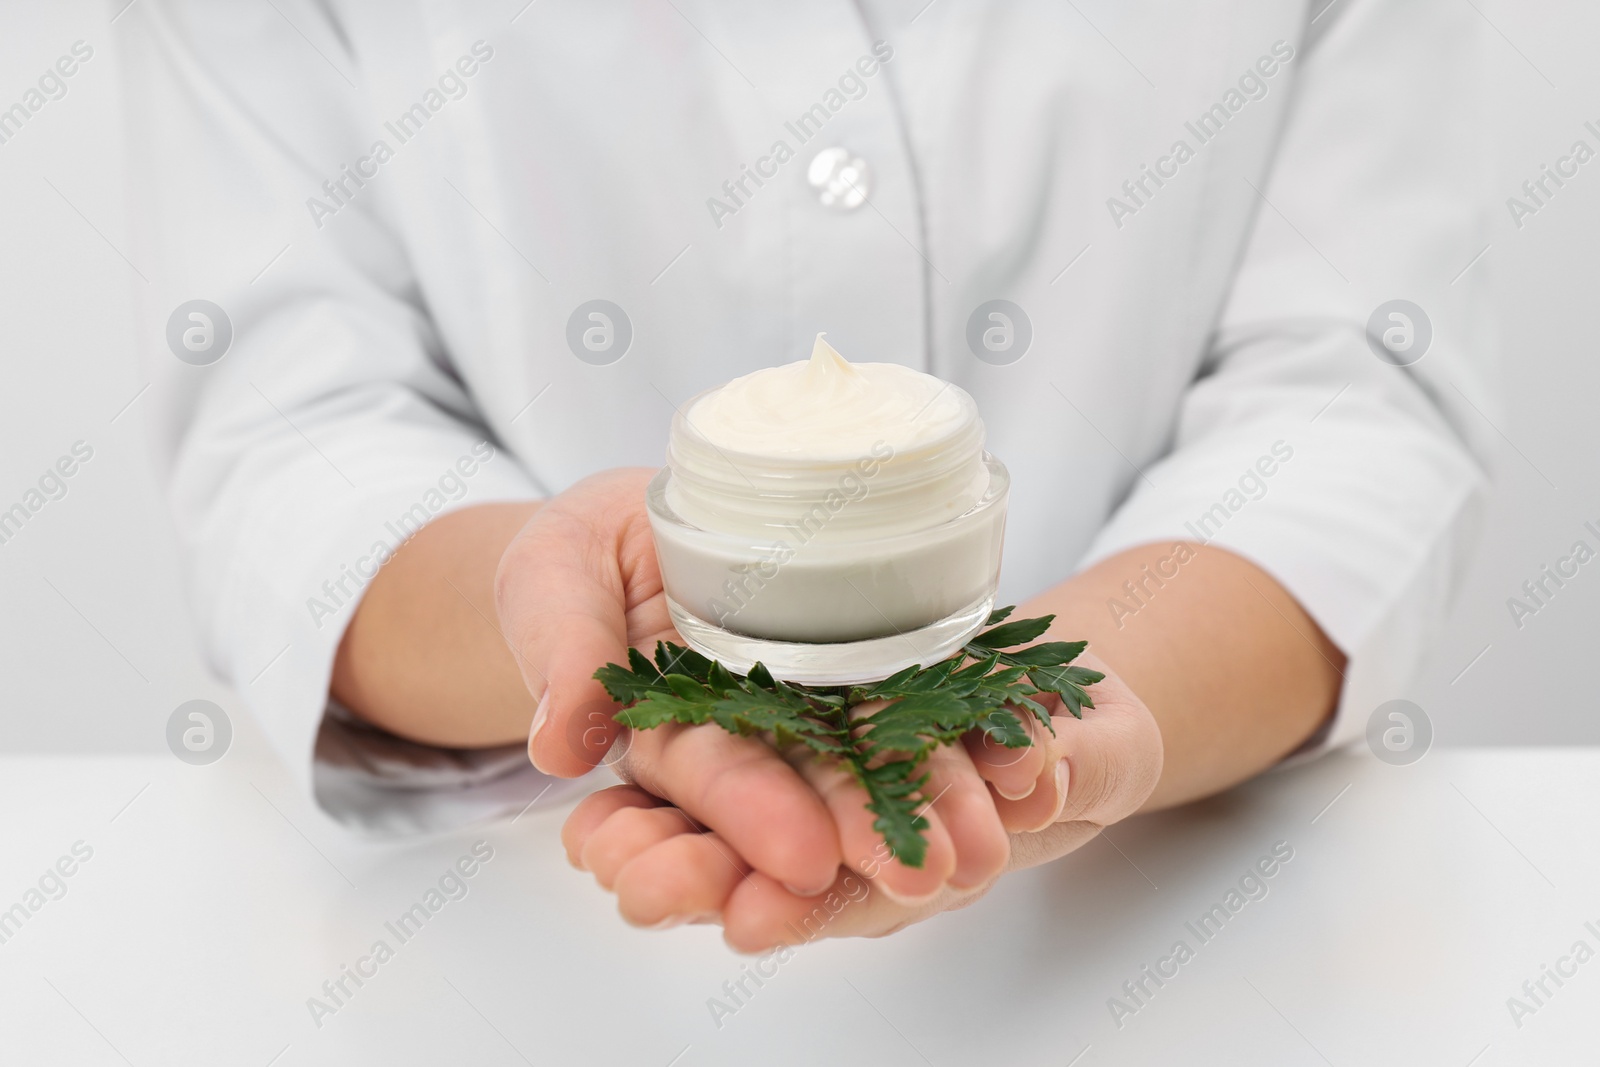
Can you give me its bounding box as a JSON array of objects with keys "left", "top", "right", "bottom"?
[{"left": 122, "top": 0, "right": 1494, "bottom": 832}]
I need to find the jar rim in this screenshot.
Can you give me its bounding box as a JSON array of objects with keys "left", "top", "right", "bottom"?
[{"left": 647, "top": 452, "right": 1010, "bottom": 549}]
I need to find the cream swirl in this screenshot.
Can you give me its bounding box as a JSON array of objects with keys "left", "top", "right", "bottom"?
[{"left": 685, "top": 334, "right": 968, "bottom": 460}]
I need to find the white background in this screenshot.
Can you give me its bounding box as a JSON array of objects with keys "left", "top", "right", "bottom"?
[{"left": 1, "top": 0, "right": 1597, "bottom": 754}]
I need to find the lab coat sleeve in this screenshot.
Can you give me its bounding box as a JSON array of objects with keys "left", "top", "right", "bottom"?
[
  {"left": 1079, "top": 0, "right": 1497, "bottom": 760},
  {"left": 122, "top": 1, "right": 549, "bottom": 827}
]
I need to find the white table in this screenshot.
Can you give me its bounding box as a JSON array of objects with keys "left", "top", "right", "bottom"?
[{"left": 2, "top": 743, "right": 1596, "bottom": 1066}]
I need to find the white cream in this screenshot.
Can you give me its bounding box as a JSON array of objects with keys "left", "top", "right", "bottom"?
[
  {"left": 685, "top": 334, "right": 968, "bottom": 460},
  {"left": 646, "top": 335, "right": 1009, "bottom": 683},
  {"left": 665, "top": 336, "right": 989, "bottom": 543}
]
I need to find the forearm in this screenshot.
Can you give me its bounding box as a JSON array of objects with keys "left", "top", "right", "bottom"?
[
  {"left": 332, "top": 501, "right": 541, "bottom": 748},
  {"left": 1024, "top": 542, "right": 1344, "bottom": 812},
  {"left": 333, "top": 507, "right": 1342, "bottom": 801}
]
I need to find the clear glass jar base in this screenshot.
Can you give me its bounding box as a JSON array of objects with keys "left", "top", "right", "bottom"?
[{"left": 664, "top": 593, "right": 997, "bottom": 686}]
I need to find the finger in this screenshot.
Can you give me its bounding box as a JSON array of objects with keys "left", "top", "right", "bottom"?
[
  {"left": 720, "top": 871, "right": 876, "bottom": 953},
  {"left": 787, "top": 748, "right": 956, "bottom": 904},
  {"left": 918, "top": 740, "right": 1009, "bottom": 889},
  {"left": 618, "top": 723, "right": 842, "bottom": 895},
  {"left": 720, "top": 869, "right": 967, "bottom": 954},
  {"left": 496, "top": 470, "right": 655, "bottom": 777},
  {"left": 580, "top": 805, "right": 703, "bottom": 890},
  {"left": 613, "top": 832, "right": 751, "bottom": 929},
  {"left": 990, "top": 753, "right": 1069, "bottom": 833},
  {"left": 1051, "top": 700, "right": 1164, "bottom": 827},
  {"left": 1006, "top": 819, "right": 1106, "bottom": 873},
  {"left": 514, "top": 560, "right": 627, "bottom": 777},
  {"left": 561, "top": 784, "right": 664, "bottom": 869},
  {"left": 962, "top": 703, "right": 1049, "bottom": 800}
]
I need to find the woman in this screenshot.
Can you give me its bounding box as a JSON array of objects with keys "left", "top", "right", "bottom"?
[{"left": 125, "top": 0, "right": 1493, "bottom": 947}]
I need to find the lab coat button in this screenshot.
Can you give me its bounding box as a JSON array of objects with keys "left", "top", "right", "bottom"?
[{"left": 807, "top": 147, "right": 871, "bottom": 210}]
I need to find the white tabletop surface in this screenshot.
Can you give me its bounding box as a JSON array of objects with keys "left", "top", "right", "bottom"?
[{"left": 2, "top": 743, "right": 1597, "bottom": 1067}]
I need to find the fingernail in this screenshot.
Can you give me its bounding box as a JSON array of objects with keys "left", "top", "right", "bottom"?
[
  {"left": 644, "top": 914, "right": 688, "bottom": 930},
  {"left": 783, "top": 882, "right": 832, "bottom": 898},
  {"left": 1051, "top": 762, "right": 1070, "bottom": 823},
  {"left": 688, "top": 912, "right": 721, "bottom": 926},
  {"left": 874, "top": 880, "right": 939, "bottom": 907},
  {"left": 995, "top": 780, "right": 1036, "bottom": 802},
  {"left": 527, "top": 691, "right": 551, "bottom": 771}
]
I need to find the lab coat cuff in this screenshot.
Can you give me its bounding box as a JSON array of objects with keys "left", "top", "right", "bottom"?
[
  {"left": 212, "top": 451, "right": 557, "bottom": 832},
  {"left": 1077, "top": 426, "right": 1485, "bottom": 765}
]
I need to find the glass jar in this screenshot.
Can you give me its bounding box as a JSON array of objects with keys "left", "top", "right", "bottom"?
[{"left": 645, "top": 382, "right": 1009, "bottom": 684}]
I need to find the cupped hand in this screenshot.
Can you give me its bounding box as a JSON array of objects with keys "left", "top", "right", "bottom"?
[
  {"left": 589, "top": 692, "right": 1015, "bottom": 910},
  {"left": 496, "top": 466, "right": 1026, "bottom": 899},
  {"left": 493, "top": 467, "right": 836, "bottom": 892},
  {"left": 562, "top": 650, "right": 1163, "bottom": 950}
]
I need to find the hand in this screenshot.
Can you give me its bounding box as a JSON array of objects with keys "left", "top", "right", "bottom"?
[
  {"left": 492, "top": 467, "right": 843, "bottom": 893},
  {"left": 561, "top": 651, "right": 1163, "bottom": 949},
  {"left": 494, "top": 467, "right": 674, "bottom": 776},
  {"left": 497, "top": 466, "right": 1066, "bottom": 897}
]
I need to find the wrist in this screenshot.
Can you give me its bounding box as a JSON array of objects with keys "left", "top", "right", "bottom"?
[{"left": 1025, "top": 542, "right": 1341, "bottom": 810}]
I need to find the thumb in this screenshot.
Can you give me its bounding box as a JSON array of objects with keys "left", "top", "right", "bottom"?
[
  {"left": 1048, "top": 656, "right": 1164, "bottom": 828},
  {"left": 1049, "top": 700, "right": 1164, "bottom": 828},
  {"left": 496, "top": 476, "right": 644, "bottom": 777}
]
